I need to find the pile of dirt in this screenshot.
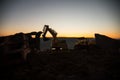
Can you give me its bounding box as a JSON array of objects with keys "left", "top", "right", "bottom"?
[{"left": 1, "top": 50, "right": 120, "bottom": 80}]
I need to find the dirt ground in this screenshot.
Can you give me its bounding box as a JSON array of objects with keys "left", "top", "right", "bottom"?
[{"left": 1, "top": 49, "right": 120, "bottom": 80}]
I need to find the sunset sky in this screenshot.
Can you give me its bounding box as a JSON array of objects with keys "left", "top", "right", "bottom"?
[{"left": 1, "top": 0, "right": 120, "bottom": 38}]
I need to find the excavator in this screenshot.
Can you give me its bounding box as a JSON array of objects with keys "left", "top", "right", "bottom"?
[
  {"left": 74, "top": 37, "right": 89, "bottom": 50},
  {"left": 42, "top": 25, "right": 68, "bottom": 51},
  {"left": 0, "top": 25, "right": 67, "bottom": 65},
  {"left": 74, "top": 37, "right": 97, "bottom": 51}
]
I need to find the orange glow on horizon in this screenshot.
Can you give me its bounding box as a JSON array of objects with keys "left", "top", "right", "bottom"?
[{"left": 0, "top": 31, "right": 119, "bottom": 39}]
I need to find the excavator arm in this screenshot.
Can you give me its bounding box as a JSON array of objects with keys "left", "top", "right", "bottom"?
[{"left": 42, "top": 25, "right": 57, "bottom": 41}]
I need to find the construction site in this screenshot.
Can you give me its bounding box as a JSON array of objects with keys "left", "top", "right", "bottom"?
[{"left": 0, "top": 25, "right": 120, "bottom": 80}]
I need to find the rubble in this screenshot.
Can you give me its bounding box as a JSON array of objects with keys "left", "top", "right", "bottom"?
[
  {"left": 95, "top": 33, "right": 120, "bottom": 53},
  {"left": 0, "top": 32, "right": 42, "bottom": 65}
]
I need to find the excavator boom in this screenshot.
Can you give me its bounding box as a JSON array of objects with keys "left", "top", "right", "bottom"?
[{"left": 42, "top": 25, "right": 57, "bottom": 41}]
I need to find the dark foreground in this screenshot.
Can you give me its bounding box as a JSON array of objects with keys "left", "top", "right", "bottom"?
[{"left": 1, "top": 50, "right": 120, "bottom": 80}]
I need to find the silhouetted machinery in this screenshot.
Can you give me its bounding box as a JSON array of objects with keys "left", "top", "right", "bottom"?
[
  {"left": 74, "top": 37, "right": 89, "bottom": 50},
  {"left": 42, "top": 25, "right": 68, "bottom": 51},
  {"left": 0, "top": 25, "right": 68, "bottom": 65}
]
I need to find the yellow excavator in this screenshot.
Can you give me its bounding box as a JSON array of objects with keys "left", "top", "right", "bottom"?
[{"left": 42, "top": 25, "right": 68, "bottom": 51}]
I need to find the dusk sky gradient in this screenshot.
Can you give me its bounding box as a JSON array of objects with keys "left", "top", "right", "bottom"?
[{"left": 1, "top": 0, "right": 120, "bottom": 38}]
